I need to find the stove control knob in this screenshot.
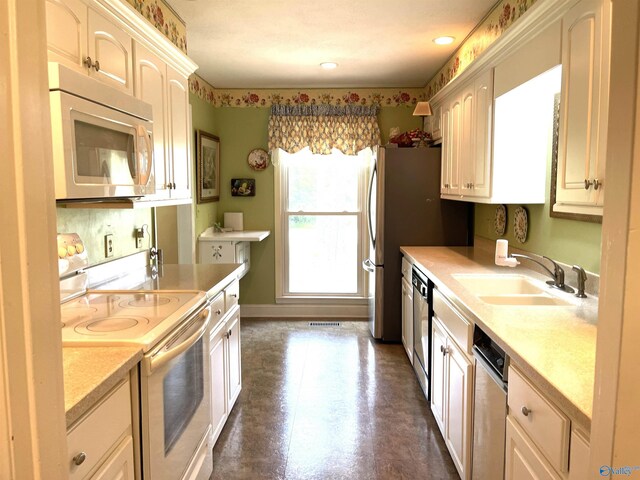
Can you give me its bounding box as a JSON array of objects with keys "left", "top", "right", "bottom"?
[{"left": 72, "top": 451, "right": 87, "bottom": 466}]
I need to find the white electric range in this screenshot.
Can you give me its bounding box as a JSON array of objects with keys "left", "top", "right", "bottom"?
[{"left": 59, "top": 234, "right": 213, "bottom": 480}]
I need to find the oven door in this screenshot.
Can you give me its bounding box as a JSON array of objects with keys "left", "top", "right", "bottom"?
[
  {"left": 50, "top": 90, "right": 154, "bottom": 200},
  {"left": 141, "top": 305, "right": 212, "bottom": 480}
]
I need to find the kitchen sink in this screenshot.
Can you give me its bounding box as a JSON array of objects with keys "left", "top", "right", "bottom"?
[
  {"left": 452, "top": 274, "right": 545, "bottom": 295},
  {"left": 478, "top": 294, "right": 571, "bottom": 306}
]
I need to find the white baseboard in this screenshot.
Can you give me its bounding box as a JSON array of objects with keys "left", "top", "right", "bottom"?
[{"left": 240, "top": 303, "right": 368, "bottom": 318}]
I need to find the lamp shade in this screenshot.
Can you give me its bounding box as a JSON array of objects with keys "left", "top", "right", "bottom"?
[{"left": 412, "top": 101, "right": 433, "bottom": 116}]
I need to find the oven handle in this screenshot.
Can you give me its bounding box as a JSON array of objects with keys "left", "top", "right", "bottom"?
[{"left": 145, "top": 306, "right": 211, "bottom": 374}]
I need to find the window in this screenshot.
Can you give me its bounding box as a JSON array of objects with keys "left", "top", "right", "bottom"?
[{"left": 275, "top": 147, "right": 372, "bottom": 300}]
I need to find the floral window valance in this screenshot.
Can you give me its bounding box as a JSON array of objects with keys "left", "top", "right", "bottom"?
[{"left": 268, "top": 104, "right": 381, "bottom": 155}]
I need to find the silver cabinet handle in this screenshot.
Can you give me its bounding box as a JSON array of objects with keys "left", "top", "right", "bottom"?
[
  {"left": 73, "top": 452, "right": 87, "bottom": 466},
  {"left": 593, "top": 179, "right": 601, "bottom": 190},
  {"left": 521, "top": 406, "right": 531, "bottom": 417},
  {"left": 584, "top": 179, "right": 593, "bottom": 190},
  {"left": 230, "top": 293, "right": 238, "bottom": 298},
  {"left": 439, "top": 345, "right": 444, "bottom": 353},
  {"left": 93, "top": 59, "right": 100, "bottom": 72}
]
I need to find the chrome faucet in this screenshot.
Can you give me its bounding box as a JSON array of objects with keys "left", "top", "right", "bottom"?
[
  {"left": 572, "top": 265, "right": 588, "bottom": 298},
  {"left": 510, "top": 253, "right": 575, "bottom": 294}
]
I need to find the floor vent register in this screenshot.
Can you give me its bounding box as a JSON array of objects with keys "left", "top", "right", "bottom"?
[{"left": 308, "top": 321, "right": 341, "bottom": 327}]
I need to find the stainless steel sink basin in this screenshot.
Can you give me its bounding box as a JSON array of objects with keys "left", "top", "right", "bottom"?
[
  {"left": 452, "top": 274, "right": 545, "bottom": 295},
  {"left": 478, "top": 294, "right": 571, "bottom": 306}
]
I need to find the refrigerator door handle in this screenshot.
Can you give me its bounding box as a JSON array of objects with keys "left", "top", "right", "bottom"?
[
  {"left": 367, "top": 165, "right": 376, "bottom": 251},
  {"left": 362, "top": 259, "right": 375, "bottom": 273}
]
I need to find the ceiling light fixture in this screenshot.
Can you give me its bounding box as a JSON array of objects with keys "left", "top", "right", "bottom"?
[
  {"left": 320, "top": 62, "right": 338, "bottom": 70},
  {"left": 433, "top": 36, "right": 455, "bottom": 45}
]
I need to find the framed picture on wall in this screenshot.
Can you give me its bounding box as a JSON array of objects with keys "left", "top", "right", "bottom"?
[{"left": 196, "top": 130, "right": 220, "bottom": 203}]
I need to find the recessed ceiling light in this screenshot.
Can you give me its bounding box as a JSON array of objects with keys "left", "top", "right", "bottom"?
[
  {"left": 433, "top": 36, "right": 455, "bottom": 45},
  {"left": 320, "top": 62, "right": 338, "bottom": 70}
]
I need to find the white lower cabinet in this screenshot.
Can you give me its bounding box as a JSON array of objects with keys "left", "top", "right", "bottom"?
[
  {"left": 209, "top": 280, "right": 242, "bottom": 446},
  {"left": 506, "top": 415, "right": 561, "bottom": 480},
  {"left": 67, "top": 378, "right": 134, "bottom": 480},
  {"left": 505, "top": 365, "right": 591, "bottom": 480},
  {"left": 431, "top": 315, "right": 473, "bottom": 480},
  {"left": 91, "top": 436, "right": 135, "bottom": 480},
  {"left": 401, "top": 276, "right": 413, "bottom": 364}
]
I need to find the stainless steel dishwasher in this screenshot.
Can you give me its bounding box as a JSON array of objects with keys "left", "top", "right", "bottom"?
[
  {"left": 412, "top": 268, "right": 430, "bottom": 400},
  {"left": 471, "top": 325, "right": 509, "bottom": 480}
]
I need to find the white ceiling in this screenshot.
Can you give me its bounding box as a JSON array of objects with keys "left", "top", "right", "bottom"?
[{"left": 168, "top": 0, "right": 498, "bottom": 89}]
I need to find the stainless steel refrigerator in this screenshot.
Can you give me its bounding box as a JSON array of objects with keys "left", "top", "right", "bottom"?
[{"left": 362, "top": 146, "right": 472, "bottom": 341}]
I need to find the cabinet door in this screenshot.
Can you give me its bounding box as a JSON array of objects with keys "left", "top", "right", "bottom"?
[
  {"left": 87, "top": 8, "right": 133, "bottom": 94},
  {"left": 555, "top": 0, "right": 610, "bottom": 210},
  {"left": 226, "top": 308, "right": 242, "bottom": 410},
  {"left": 440, "top": 104, "right": 452, "bottom": 194},
  {"left": 459, "top": 86, "right": 475, "bottom": 197},
  {"left": 45, "top": 0, "right": 88, "bottom": 72},
  {"left": 91, "top": 436, "right": 135, "bottom": 480},
  {"left": 448, "top": 96, "right": 462, "bottom": 195},
  {"left": 505, "top": 416, "right": 561, "bottom": 480},
  {"left": 470, "top": 69, "right": 493, "bottom": 198},
  {"left": 209, "top": 324, "right": 229, "bottom": 445},
  {"left": 444, "top": 340, "right": 473, "bottom": 480},
  {"left": 134, "top": 42, "right": 170, "bottom": 199},
  {"left": 431, "top": 320, "right": 447, "bottom": 432},
  {"left": 167, "top": 66, "right": 192, "bottom": 200},
  {"left": 401, "top": 277, "right": 413, "bottom": 364},
  {"left": 431, "top": 103, "right": 442, "bottom": 141}
]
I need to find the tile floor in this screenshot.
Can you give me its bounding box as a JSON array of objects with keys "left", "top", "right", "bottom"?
[{"left": 210, "top": 319, "right": 458, "bottom": 480}]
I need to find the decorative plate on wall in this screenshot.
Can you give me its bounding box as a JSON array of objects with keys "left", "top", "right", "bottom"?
[
  {"left": 247, "top": 148, "right": 269, "bottom": 171},
  {"left": 494, "top": 205, "right": 507, "bottom": 236},
  {"left": 513, "top": 207, "right": 529, "bottom": 243}
]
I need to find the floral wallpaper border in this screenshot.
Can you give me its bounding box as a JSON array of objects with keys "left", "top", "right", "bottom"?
[
  {"left": 189, "top": 75, "right": 427, "bottom": 108},
  {"left": 425, "top": 0, "right": 540, "bottom": 100},
  {"left": 126, "top": 0, "right": 188, "bottom": 53}
]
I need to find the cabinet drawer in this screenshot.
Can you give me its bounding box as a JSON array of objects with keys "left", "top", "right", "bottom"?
[
  {"left": 508, "top": 366, "right": 570, "bottom": 473},
  {"left": 225, "top": 280, "right": 239, "bottom": 311},
  {"left": 210, "top": 292, "right": 225, "bottom": 328},
  {"left": 401, "top": 257, "right": 412, "bottom": 279},
  {"left": 432, "top": 288, "right": 472, "bottom": 354},
  {"left": 67, "top": 379, "right": 131, "bottom": 480}
]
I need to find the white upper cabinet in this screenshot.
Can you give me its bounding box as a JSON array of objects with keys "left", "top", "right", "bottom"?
[
  {"left": 45, "top": 0, "right": 88, "bottom": 71},
  {"left": 46, "top": 0, "right": 133, "bottom": 94},
  {"left": 87, "top": 8, "right": 133, "bottom": 94},
  {"left": 167, "top": 67, "right": 192, "bottom": 200},
  {"left": 554, "top": 0, "right": 611, "bottom": 216},
  {"left": 434, "top": 18, "right": 564, "bottom": 205},
  {"left": 134, "top": 43, "right": 192, "bottom": 202}
]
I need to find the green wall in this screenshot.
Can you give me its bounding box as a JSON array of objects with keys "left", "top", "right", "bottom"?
[
  {"left": 474, "top": 158, "right": 602, "bottom": 273},
  {"left": 204, "top": 106, "right": 420, "bottom": 304},
  {"left": 191, "top": 93, "right": 219, "bottom": 238}
]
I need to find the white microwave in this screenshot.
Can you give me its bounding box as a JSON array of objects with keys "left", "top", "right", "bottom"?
[{"left": 48, "top": 63, "right": 155, "bottom": 201}]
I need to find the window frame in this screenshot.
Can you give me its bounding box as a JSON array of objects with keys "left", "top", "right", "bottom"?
[{"left": 274, "top": 148, "right": 371, "bottom": 304}]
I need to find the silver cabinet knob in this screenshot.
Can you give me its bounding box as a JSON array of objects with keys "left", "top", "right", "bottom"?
[
  {"left": 593, "top": 178, "right": 601, "bottom": 190},
  {"left": 521, "top": 406, "right": 531, "bottom": 417},
  {"left": 216, "top": 309, "right": 222, "bottom": 315},
  {"left": 230, "top": 293, "right": 238, "bottom": 298},
  {"left": 584, "top": 179, "right": 593, "bottom": 190},
  {"left": 439, "top": 345, "right": 445, "bottom": 353},
  {"left": 72, "top": 452, "right": 87, "bottom": 466},
  {"left": 93, "top": 60, "right": 100, "bottom": 72}
]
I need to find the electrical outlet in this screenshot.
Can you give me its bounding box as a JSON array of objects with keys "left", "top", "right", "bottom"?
[
  {"left": 135, "top": 227, "right": 144, "bottom": 248},
  {"left": 104, "top": 234, "right": 114, "bottom": 258}
]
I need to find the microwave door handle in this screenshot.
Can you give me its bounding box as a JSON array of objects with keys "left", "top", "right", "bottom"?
[
  {"left": 144, "top": 307, "right": 211, "bottom": 375},
  {"left": 137, "top": 125, "right": 153, "bottom": 186}
]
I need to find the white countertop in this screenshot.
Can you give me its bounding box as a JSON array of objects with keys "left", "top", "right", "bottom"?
[{"left": 199, "top": 228, "right": 270, "bottom": 242}]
